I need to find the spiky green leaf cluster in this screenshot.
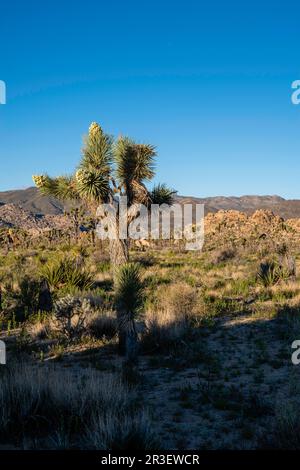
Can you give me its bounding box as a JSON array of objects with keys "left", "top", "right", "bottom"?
[
  {"left": 32, "top": 174, "right": 79, "bottom": 201},
  {"left": 76, "top": 169, "right": 110, "bottom": 203},
  {"left": 150, "top": 183, "right": 177, "bottom": 206},
  {"left": 115, "top": 263, "right": 144, "bottom": 315},
  {"left": 114, "top": 137, "right": 155, "bottom": 184},
  {"left": 33, "top": 121, "right": 176, "bottom": 212},
  {"left": 81, "top": 122, "right": 113, "bottom": 176}
]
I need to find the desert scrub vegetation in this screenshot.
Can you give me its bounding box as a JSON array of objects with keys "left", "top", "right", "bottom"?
[
  {"left": 40, "top": 257, "right": 94, "bottom": 293},
  {"left": 53, "top": 295, "right": 91, "bottom": 340},
  {"left": 0, "top": 361, "right": 156, "bottom": 450},
  {"left": 140, "top": 283, "right": 201, "bottom": 354},
  {"left": 3, "top": 117, "right": 300, "bottom": 450},
  {"left": 2, "top": 197, "right": 300, "bottom": 449},
  {"left": 257, "top": 250, "right": 296, "bottom": 288}
]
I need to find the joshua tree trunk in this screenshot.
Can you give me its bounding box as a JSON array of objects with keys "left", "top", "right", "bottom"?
[
  {"left": 109, "top": 238, "right": 129, "bottom": 275},
  {"left": 109, "top": 237, "right": 130, "bottom": 355},
  {"left": 125, "top": 315, "right": 138, "bottom": 363},
  {"left": 38, "top": 279, "right": 53, "bottom": 312},
  {"left": 117, "top": 310, "right": 138, "bottom": 361}
]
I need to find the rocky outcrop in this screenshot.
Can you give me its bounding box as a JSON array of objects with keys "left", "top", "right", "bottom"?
[{"left": 0, "top": 204, "right": 70, "bottom": 232}]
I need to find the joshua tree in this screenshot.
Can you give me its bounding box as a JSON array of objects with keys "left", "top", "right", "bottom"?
[{"left": 33, "top": 122, "right": 175, "bottom": 274}]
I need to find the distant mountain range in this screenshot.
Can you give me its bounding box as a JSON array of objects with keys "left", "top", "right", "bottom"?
[
  {"left": 1, "top": 187, "right": 300, "bottom": 219},
  {"left": 0, "top": 187, "right": 66, "bottom": 215},
  {"left": 176, "top": 195, "right": 300, "bottom": 219}
]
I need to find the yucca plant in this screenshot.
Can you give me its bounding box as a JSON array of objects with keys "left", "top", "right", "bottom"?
[
  {"left": 115, "top": 263, "right": 144, "bottom": 360},
  {"left": 257, "top": 257, "right": 295, "bottom": 288},
  {"left": 150, "top": 183, "right": 176, "bottom": 206},
  {"left": 257, "top": 260, "right": 280, "bottom": 287},
  {"left": 40, "top": 258, "right": 93, "bottom": 292},
  {"left": 33, "top": 122, "right": 176, "bottom": 275}
]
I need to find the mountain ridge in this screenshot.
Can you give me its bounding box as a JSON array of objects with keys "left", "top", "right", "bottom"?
[{"left": 1, "top": 187, "right": 300, "bottom": 219}]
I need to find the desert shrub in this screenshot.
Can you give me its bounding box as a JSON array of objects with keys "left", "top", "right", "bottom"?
[
  {"left": 54, "top": 295, "right": 91, "bottom": 339},
  {"left": 204, "top": 295, "right": 241, "bottom": 316},
  {"left": 276, "top": 242, "right": 289, "bottom": 257},
  {"left": 141, "top": 309, "right": 192, "bottom": 354},
  {"left": 160, "top": 283, "right": 198, "bottom": 318},
  {"left": 211, "top": 247, "right": 236, "bottom": 265},
  {"left": 26, "top": 320, "right": 50, "bottom": 340},
  {"left": 275, "top": 305, "right": 300, "bottom": 340},
  {"left": 134, "top": 253, "right": 155, "bottom": 267},
  {"left": 280, "top": 254, "right": 296, "bottom": 279},
  {"left": 25, "top": 312, "right": 55, "bottom": 340},
  {"left": 257, "top": 259, "right": 292, "bottom": 287},
  {"left": 40, "top": 258, "right": 93, "bottom": 292},
  {"left": 257, "top": 260, "right": 279, "bottom": 287},
  {"left": 18, "top": 276, "right": 41, "bottom": 311},
  {"left": 1, "top": 276, "right": 42, "bottom": 321},
  {"left": 0, "top": 361, "right": 151, "bottom": 449},
  {"left": 141, "top": 283, "right": 198, "bottom": 353}
]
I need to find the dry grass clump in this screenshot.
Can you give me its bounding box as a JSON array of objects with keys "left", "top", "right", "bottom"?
[
  {"left": 25, "top": 317, "right": 54, "bottom": 340},
  {"left": 211, "top": 247, "right": 237, "bottom": 265},
  {"left": 85, "top": 410, "right": 158, "bottom": 450},
  {"left": 141, "top": 309, "right": 191, "bottom": 353},
  {"left": 158, "top": 282, "right": 199, "bottom": 318},
  {"left": 87, "top": 310, "right": 117, "bottom": 340},
  {"left": 141, "top": 283, "right": 205, "bottom": 353},
  {"left": 0, "top": 361, "right": 153, "bottom": 449},
  {"left": 263, "top": 400, "right": 300, "bottom": 449},
  {"left": 141, "top": 283, "right": 199, "bottom": 353}
]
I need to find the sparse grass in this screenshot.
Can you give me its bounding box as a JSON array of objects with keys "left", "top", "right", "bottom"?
[{"left": 0, "top": 361, "right": 152, "bottom": 449}]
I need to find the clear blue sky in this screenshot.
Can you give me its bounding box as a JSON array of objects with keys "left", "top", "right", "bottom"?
[{"left": 0, "top": 0, "right": 299, "bottom": 198}]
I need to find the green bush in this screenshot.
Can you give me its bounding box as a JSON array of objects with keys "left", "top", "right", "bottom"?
[
  {"left": 257, "top": 259, "right": 290, "bottom": 287},
  {"left": 40, "top": 258, "right": 93, "bottom": 292}
]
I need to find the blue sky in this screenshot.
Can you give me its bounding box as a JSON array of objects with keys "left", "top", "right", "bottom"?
[{"left": 0, "top": 0, "right": 299, "bottom": 198}]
